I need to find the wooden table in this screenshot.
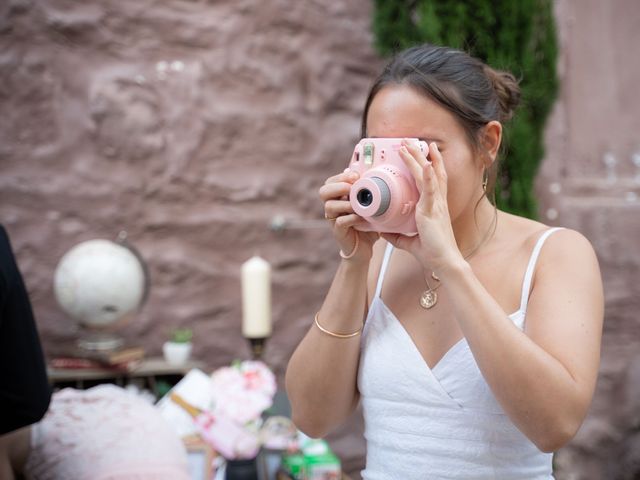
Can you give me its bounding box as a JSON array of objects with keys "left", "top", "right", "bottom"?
[{"left": 47, "top": 356, "right": 206, "bottom": 397}]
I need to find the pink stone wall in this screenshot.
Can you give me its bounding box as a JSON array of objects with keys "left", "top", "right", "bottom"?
[
  {"left": 0, "top": 0, "right": 380, "bottom": 362},
  {"left": 539, "top": 1, "right": 640, "bottom": 478},
  {"left": 0, "top": 0, "right": 378, "bottom": 472},
  {"left": 2, "top": 0, "right": 639, "bottom": 477}
]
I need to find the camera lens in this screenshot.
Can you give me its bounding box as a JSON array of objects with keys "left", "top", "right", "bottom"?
[
  {"left": 354, "top": 177, "right": 391, "bottom": 216},
  {"left": 357, "top": 188, "right": 374, "bottom": 207}
]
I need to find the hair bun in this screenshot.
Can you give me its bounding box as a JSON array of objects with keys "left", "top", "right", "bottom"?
[{"left": 484, "top": 66, "right": 521, "bottom": 122}]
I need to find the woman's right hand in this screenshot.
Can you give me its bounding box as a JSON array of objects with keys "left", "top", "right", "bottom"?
[{"left": 319, "top": 168, "right": 379, "bottom": 262}]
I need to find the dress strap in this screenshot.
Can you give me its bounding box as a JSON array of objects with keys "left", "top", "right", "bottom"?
[
  {"left": 518, "top": 227, "right": 564, "bottom": 313},
  {"left": 373, "top": 243, "right": 394, "bottom": 299}
]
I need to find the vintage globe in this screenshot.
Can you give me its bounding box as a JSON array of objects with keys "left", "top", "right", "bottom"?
[{"left": 54, "top": 237, "right": 147, "bottom": 350}]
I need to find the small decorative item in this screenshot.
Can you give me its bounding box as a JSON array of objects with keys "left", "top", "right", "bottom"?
[
  {"left": 212, "top": 360, "right": 277, "bottom": 480},
  {"left": 163, "top": 328, "right": 193, "bottom": 365},
  {"left": 162, "top": 360, "right": 278, "bottom": 480},
  {"left": 241, "top": 256, "right": 272, "bottom": 360},
  {"left": 53, "top": 232, "right": 149, "bottom": 351},
  {"left": 280, "top": 437, "right": 342, "bottom": 480}
]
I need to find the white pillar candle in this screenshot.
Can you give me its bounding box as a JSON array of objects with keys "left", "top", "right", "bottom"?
[{"left": 241, "top": 256, "right": 272, "bottom": 338}]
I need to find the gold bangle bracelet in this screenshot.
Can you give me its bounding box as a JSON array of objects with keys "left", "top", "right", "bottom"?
[
  {"left": 314, "top": 312, "right": 362, "bottom": 339},
  {"left": 339, "top": 235, "right": 359, "bottom": 260}
]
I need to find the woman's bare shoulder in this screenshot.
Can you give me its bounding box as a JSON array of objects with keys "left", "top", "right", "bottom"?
[
  {"left": 495, "top": 211, "right": 549, "bottom": 251},
  {"left": 497, "top": 210, "right": 599, "bottom": 275}
]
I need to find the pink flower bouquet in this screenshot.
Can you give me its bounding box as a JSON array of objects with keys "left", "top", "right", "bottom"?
[
  {"left": 210, "top": 360, "right": 276, "bottom": 425},
  {"left": 197, "top": 360, "right": 277, "bottom": 459}
]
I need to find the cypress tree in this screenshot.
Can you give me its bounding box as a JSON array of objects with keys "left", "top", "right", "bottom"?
[{"left": 372, "top": 0, "right": 559, "bottom": 218}]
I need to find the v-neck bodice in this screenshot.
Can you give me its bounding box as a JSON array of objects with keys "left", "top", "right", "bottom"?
[{"left": 356, "top": 229, "right": 563, "bottom": 479}]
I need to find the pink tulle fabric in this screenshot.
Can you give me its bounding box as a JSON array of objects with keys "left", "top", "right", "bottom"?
[{"left": 24, "top": 385, "right": 190, "bottom": 480}]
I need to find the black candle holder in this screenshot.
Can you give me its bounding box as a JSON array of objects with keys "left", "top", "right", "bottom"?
[{"left": 247, "top": 337, "right": 268, "bottom": 361}]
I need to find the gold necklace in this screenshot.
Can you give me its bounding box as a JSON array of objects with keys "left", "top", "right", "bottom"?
[
  {"left": 419, "top": 215, "right": 497, "bottom": 310},
  {"left": 420, "top": 271, "right": 442, "bottom": 309}
]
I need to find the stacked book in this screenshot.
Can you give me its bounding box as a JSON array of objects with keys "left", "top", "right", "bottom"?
[{"left": 49, "top": 345, "right": 145, "bottom": 371}]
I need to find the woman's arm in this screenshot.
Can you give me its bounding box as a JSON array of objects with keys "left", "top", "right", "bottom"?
[
  {"left": 285, "top": 168, "right": 380, "bottom": 438},
  {"left": 0, "top": 426, "right": 31, "bottom": 479},
  {"left": 387, "top": 140, "right": 603, "bottom": 452},
  {"left": 440, "top": 228, "right": 603, "bottom": 452},
  {"left": 285, "top": 256, "right": 369, "bottom": 438}
]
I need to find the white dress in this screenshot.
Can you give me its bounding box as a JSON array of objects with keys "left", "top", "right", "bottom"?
[{"left": 358, "top": 228, "right": 563, "bottom": 479}]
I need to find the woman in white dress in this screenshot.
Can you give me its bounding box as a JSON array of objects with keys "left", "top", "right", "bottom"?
[{"left": 286, "top": 44, "right": 603, "bottom": 479}]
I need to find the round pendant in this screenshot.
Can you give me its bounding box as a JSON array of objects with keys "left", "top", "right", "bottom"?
[{"left": 420, "top": 289, "right": 438, "bottom": 309}]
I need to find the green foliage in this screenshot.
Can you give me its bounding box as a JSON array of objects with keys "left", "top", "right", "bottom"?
[
  {"left": 170, "top": 327, "right": 193, "bottom": 343},
  {"left": 372, "top": 0, "right": 558, "bottom": 218}
]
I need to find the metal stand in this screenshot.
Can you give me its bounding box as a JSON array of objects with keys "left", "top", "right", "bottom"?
[{"left": 247, "top": 337, "right": 268, "bottom": 361}]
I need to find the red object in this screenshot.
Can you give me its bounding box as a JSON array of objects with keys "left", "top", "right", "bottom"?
[{"left": 50, "top": 357, "right": 139, "bottom": 371}]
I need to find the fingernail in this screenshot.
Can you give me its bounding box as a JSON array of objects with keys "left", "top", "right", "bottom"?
[{"left": 344, "top": 167, "right": 351, "bottom": 173}]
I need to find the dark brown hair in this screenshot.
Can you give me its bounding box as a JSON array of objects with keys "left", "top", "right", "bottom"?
[{"left": 361, "top": 44, "right": 521, "bottom": 201}]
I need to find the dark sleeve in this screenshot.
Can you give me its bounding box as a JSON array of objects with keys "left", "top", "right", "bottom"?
[{"left": 0, "top": 226, "right": 51, "bottom": 434}]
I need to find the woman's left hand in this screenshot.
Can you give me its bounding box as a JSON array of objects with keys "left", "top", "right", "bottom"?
[{"left": 381, "top": 139, "right": 464, "bottom": 275}]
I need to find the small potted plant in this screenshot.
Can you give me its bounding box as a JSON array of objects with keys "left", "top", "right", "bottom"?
[{"left": 163, "top": 327, "right": 193, "bottom": 365}]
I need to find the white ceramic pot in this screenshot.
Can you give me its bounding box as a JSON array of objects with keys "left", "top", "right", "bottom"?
[{"left": 162, "top": 341, "right": 192, "bottom": 365}]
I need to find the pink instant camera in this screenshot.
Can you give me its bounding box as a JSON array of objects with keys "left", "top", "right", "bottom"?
[{"left": 348, "top": 138, "right": 428, "bottom": 235}]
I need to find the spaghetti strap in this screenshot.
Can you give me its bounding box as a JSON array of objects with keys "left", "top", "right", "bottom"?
[
  {"left": 518, "top": 227, "right": 564, "bottom": 313},
  {"left": 373, "top": 243, "right": 394, "bottom": 299}
]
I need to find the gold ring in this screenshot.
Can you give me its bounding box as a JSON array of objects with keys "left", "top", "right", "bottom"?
[{"left": 324, "top": 213, "right": 336, "bottom": 220}]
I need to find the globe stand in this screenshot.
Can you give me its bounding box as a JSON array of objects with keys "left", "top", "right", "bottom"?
[{"left": 77, "top": 330, "right": 125, "bottom": 351}]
